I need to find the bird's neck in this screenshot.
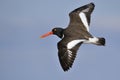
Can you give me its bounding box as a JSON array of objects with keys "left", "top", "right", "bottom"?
[{"left": 57, "top": 29, "right": 64, "bottom": 39}]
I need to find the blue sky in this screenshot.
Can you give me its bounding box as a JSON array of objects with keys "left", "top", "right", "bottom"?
[{"left": 0, "top": 0, "right": 120, "bottom": 80}]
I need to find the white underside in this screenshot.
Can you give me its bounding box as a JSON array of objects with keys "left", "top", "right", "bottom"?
[
  {"left": 67, "top": 37, "right": 99, "bottom": 49},
  {"left": 79, "top": 12, "right": 89, "bottom": 32}
]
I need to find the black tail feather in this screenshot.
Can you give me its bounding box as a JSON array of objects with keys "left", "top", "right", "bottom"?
[{"left": 97, "top": 38, "right": 105, "bottom": 46}]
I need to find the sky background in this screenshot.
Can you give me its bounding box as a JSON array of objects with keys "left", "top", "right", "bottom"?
[{"left": 0, "top": 0, "right": 120, "bottom": 80}]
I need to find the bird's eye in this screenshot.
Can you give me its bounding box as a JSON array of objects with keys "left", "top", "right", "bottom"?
[{"left": 54, "top": 29, "right": 57, "bottom": 32}]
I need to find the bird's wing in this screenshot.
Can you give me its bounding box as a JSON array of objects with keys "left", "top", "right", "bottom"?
[
  {"left": 57, "top": 38, "right": 83, "bottom": 71},
  {"left": 68, "top": 2, "right": 95, "bottom": 32}
]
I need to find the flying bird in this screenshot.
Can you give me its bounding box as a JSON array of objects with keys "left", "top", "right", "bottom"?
[{"left": 40, "top": 2, "right": 105, "bottom": 71}]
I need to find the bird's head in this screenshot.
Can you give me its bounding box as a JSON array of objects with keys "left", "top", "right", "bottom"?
[{"left": 40, "top": 28, "right": 64, "bottom": 38}]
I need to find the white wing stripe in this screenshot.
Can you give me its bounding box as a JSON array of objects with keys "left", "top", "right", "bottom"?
[
  {"left": 67, "top": 39, "right": 85, "bottom": 49},
  {"left": 79, "top": 12, "right": 89, "bottom": 32}
]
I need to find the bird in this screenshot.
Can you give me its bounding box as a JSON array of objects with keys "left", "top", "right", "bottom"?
[{"left": 40, "top": 2, "right": 105, "bottom": 71}]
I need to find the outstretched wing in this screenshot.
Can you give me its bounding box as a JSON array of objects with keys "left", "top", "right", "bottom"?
[
  {"left": 68, "top": 2, "right": 95, "bottom": 32},
  {"left": 57, "top": 38, "right": 83, "bottom": 71}
]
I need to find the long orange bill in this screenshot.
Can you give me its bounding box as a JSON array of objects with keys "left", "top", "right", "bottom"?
[{"left": 40, "top": 31, "right": 53, "bottom": 38}]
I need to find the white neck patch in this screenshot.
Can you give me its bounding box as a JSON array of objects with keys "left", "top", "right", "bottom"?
[{"left": 79, "top": 12, "right": 89, "bottom": 32}]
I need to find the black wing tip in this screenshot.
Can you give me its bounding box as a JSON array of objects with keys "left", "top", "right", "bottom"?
[
  {"left": 60, "top": 57, "right": 75, "bottom": 72},
  {"left": 69, "top": 2, "right": 95, "bottom": 15},
  {"left": 90, "top": 2, "right": 95, "bottom": 5},
  {"left": 61, "top": 59, "right": 75, "bottom": 72},
  {"left": 62, "top": 66, "right": 71, "bottom": 72},
  {"left": 60, "top": 62, "right": 73, "bottom": 72},
  {"left": 63, "top": 68, "right": 69, "bottom": 72},
  {"left": 88, "top": 2, "right": 95, "bottom": 8}
]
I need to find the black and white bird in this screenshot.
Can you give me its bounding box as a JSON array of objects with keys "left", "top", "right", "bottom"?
[{"left": 40, "top": 2, "right": 105, "bottom": 71}]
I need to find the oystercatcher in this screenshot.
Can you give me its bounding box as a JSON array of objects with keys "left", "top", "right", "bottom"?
[{"left": 40, "top": 2, "right": 105, "bottom": 71}]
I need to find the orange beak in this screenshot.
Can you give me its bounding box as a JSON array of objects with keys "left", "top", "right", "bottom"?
[{"left": 40, "top": 31, "right": 53, "bottom": 38}]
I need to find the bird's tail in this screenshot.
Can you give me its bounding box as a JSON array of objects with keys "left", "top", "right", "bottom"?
[
  {"left": 96, "top": 37, "right": 105, "bottom": 46},
  {"left": 88, "top": 37, "right": 105, "bottom": 46}
]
